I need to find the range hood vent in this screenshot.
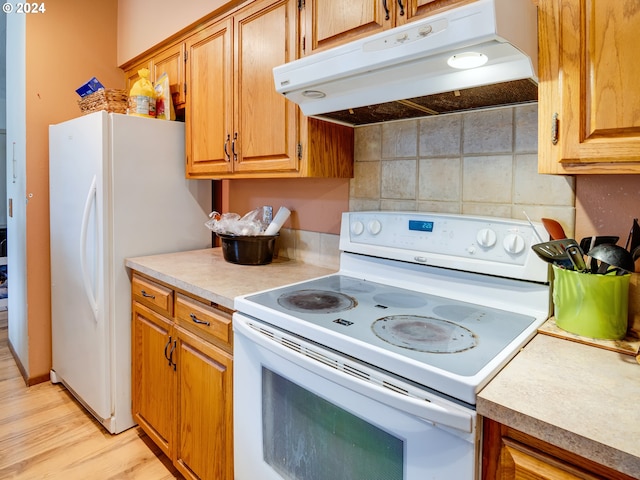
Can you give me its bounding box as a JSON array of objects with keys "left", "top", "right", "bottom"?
[{"left": 273, "top": 0, "right": 538, "bottom": 125}]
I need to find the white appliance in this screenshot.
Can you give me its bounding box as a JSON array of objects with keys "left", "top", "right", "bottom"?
[
  {"left": 273, "top": 0, "right": 537, "bottom": 116},
  {"left": 49, "top": 111, "right": 212, "bottom": 434},
  {"left": 233, "top": 211, "right": 550, "bottom": 479}
]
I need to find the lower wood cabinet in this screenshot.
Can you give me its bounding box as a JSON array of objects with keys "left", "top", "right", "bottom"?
[
  {"left": 482, "top": 418, "right": 635, "bottom": 480},
  {"left": 132, "top": 273, "right": 233, "bottom": 480}
]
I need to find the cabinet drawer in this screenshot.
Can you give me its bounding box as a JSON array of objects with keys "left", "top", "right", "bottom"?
[
  {"left": 132, "top": 274, "right": 174, "bottom": 317},
  {"left": 175, "top": 293, "right": 232, "bottom": 346}
]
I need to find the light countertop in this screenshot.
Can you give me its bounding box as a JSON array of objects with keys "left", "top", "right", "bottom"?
[
  {"left": 125, "top": 248, "right": 337, "bottom": 310},
  {"left": 478, "top": 333, "right": 640, "bottom": 477}
]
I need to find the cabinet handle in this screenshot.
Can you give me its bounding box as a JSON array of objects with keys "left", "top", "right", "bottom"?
[
  {"left": 190, "top": 312, "right": 211, "bottom": 326},
  {"left": 164, "top": 336, "right": 172, "bottom": 364},
  {"left": 140, "top": 289, "right": 156, "bottom": 299},
  {"left": 382, "top": 0, "right": 390, "bottom": 20},
  {"left": 231, "top": 132, "right": 238, "bottom": 161},
  {"left": 224, "top": 134, "right": 231, "bottom": 161},
  {"left": 551, "top": 113, "right": 559, "bottom": 145},
  {"left": 168, "top": 339, "right": 177, "bottom": 371},
  {"left": 397, "top": 0, "right": 405, "bottom": 16}
]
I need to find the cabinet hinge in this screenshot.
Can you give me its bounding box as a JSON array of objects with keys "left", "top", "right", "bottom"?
[
  {"left": 297, "top": 143, "right": 302, "bottom": 160},
  {"left": 297, "top": 0, "right": 305, "bottom": 10},
  {"left": 184, "top": 51, "right": 188, "bottom": 62},
  {"left": 302, "top": 35, "right": 306, "bottom": 54},
  {"left": 184, "top": 82, "right": 187, "bottom": 95}
]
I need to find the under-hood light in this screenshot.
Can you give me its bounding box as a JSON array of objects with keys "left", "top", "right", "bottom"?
[
  {"left": 447, "top": 52, "right": 488, "bottom": 69},
  {"left": 302, "top": 90, "right": 326, "bottom": 99}
]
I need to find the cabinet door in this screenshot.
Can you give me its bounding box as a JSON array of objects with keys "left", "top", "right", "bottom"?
[
  {"left": 125, "top": 59, "right": 152, "bottom": 95},
  {"left": 304, "top": 0, "right": 476, "bottom": 53},
  {"left": 185, "top": 19, "right": 234, "bottom": 177},
  {"left": 401, "top": 0, "right": 477, "bottom": 24},
  {"left": 153, "top": 42, "right": 186, "bottom": 106},
  {"left": 232, "top": 0, "right": 299, "bottom": 175},
  {"left": 175, "top": 327, "right": 233, "bottom": 480},
  {"left": 304, "top": 0, "right": 391, "bottom": 54},
  {"left": 132, "top": 302, "right": 175, "bottom": 458},
  {"left": 538, "top": 0, "right": 640, "bottom": 174}
]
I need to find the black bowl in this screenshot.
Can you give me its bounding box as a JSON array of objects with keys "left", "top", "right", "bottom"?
[{"left": 217, "top": 233, "right": 278, "bottom": 265}]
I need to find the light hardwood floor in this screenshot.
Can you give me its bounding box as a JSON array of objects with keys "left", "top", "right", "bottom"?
[{"left": 0, "top": 311, "right": 183, "bottom": 479}]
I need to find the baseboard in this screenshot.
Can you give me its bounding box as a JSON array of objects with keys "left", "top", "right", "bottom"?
[{"left": 7, "top": 339, "right": 50, "bottom": 387}]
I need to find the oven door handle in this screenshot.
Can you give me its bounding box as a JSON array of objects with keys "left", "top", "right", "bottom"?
[{"left": 234, "top": 316, "right": 474, "bottom": 434}]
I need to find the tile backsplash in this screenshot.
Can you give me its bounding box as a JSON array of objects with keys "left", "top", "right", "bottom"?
[
  {"left": 280, "top": 104, "right": 576, "bottom": 265},
  {"left": 350, "top": 103, "right": 575, "bottom": 233}
]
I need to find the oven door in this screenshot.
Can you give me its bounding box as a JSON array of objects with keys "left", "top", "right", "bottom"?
[{"left": 233, "top": 313, "right": 478, "bottom": 480}]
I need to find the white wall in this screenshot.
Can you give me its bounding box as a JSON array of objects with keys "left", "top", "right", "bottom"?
[
  {"left": 6, "top": 12, "right": 28, "bottom": 373},
  {"left": 0, "top": 12, "right": 6, "bottom": 130}
]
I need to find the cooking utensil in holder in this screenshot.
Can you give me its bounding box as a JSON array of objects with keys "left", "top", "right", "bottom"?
[{"left": 552, "top": 265, "right": 630, "bottom": 340}]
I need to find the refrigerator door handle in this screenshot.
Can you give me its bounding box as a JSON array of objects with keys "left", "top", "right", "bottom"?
[{"left": 80, "top": 175, "right": 99, "bottom": 322}]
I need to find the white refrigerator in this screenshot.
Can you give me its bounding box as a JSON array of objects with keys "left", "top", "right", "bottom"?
[{"left": 49, "top": 112, "right": 212, "bottom": 434}]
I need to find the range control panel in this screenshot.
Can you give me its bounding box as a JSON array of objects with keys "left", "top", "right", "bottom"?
[{"left": 339, "top": 212, "right": 548, "bottom": 282}]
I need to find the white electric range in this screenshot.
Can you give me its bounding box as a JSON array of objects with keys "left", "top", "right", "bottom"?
[{"left": 233, "top": 211, "right": 550, "bottom": 480}]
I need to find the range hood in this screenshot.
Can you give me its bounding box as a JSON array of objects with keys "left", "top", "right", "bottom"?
[{"left": 273, "top": 0, "right": 538, "bottom": 125}]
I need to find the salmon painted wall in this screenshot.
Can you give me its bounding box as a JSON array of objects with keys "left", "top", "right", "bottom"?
[
  {"left": 117, "top": 0, "right": 241, "bottom": 65},
  {"left": 24, "top": 0, "right": 123, "bottom": 381},
  {"left": 575, "top": 175, "right": 640, "bottom": 245},
  {"left": 224, "top": 178, "right": 350, "bottom": 234}
]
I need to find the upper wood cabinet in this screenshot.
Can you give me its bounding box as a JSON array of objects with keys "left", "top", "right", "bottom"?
[
  {"left": 124, "top": 44, "right": 186, "bottom": 109},
  {"left": 122, "top": 0, "right": 354, "bottom": 179},
  {"left": 184, "top": 0, "right": 353, "bottom": 179},
  {"left": 538, "top": 0, "right": 640, "bottom": 174},
  {"left": 185, "top": 0, "right": 299, "bottom": 178},
  {"left": 153, "top": 42, "right": 186, "bottom": 107},
  {"left": 302, "top": 0, "right": 477, "bottom": 55},
  {"left": 184, "top": 18, "right": 233, "bottom": 176},
  {"left": 125, "top": 59, "right": 151, "bottom": 95}
]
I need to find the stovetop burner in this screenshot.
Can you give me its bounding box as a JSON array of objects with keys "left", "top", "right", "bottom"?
[
  {"left": 244, "top": 274, "right": 537, "bottom": 378},
  {"left": 277, "top": 289, "right": 357, "bottom": 314},
  {"left": 372, "top": 315, "right": 477, "bottom": 354}
]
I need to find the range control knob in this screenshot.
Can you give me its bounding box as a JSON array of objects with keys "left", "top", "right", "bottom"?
[
  {"left": 503, "top": 233, "right": 526, "bottom": 254},
  {"left": 351, "top": 221, "right": 365, "bottom": 236},
  {"left": 367, "top": 219, "right": 382, "bottom": 235},
  {"left": 476, "top": 228, "right": 497, "bottom": 248}
]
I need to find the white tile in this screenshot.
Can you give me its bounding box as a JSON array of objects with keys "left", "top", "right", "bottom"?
[
  {"left": 418, "top": 157, "right": 461, "bottom": 201},
  {"left": 382, "top": 120, "right": 418, "bottom": 158},
  {"left": 515, "top": 103, "right": 538, "bottom": 153},
  {"left": 514, "top": 154, "right": 575, "bottom": 206},
  {"left": 463, "top": 108, "right": 513, "bottom": 154},
  {"left": 462, "top": 155, "right": 513, "bottom": 203},
  {"left": 381, "top": 159, "right": 417, "bottom": 199},
  {"left": 354, "top": 124, "right": 382, "bottom": 161},
  {"left": 419, "top": 114, "right": 462, "bottom": 157}
]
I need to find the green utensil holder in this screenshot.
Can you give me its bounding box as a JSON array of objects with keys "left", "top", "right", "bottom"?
[{"left": 552, "top": 265, "right": 630, "bottom": 340}]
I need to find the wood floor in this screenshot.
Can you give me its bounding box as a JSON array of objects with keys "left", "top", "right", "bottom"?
[{"left": 0, "top": 311, "right": 183, "bottom": 479}]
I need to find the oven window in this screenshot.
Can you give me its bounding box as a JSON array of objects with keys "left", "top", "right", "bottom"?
[{"left": 262, "top": 368, "right": 404, "bottom": 480}]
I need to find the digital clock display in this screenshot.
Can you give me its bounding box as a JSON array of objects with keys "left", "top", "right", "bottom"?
[{"left": 408, "top": 220, "right": 434, "bottom": 232}]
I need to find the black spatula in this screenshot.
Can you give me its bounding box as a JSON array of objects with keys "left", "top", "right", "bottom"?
[{"left": 532, "top": 239, "right": 581, "bottom": 268}]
